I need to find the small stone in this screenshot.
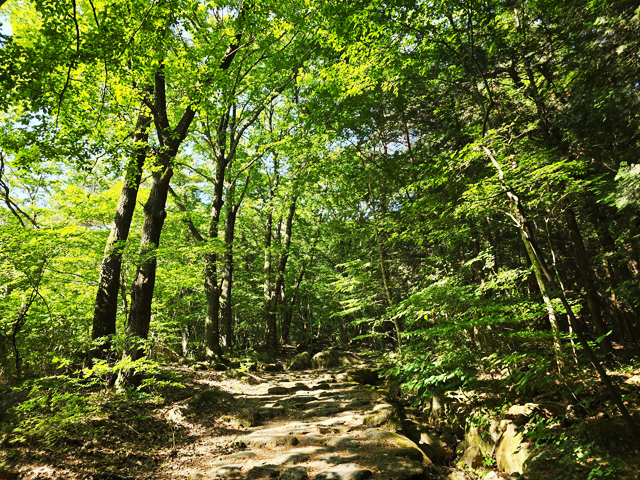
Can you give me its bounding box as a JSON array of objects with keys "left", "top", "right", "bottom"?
[{"left": 484, "top": 472, "right": 500, "bottom": 480}]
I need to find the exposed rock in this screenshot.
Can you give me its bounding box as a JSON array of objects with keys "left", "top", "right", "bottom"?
[
  {"left": 363, "top": 429, "right": 433, "bottom": 466},
  {"left": 246, "top": 465, "right": 284, "bottom": 479},
  {"left": 445, "top": 472, "right": 472, "bottom": 480},
  {"left": 239, "top": 434, "right": 300, "bottom": 448},
  {"left": 403, "top": 419, "right": 452, "bottom": 464},
  {"left": 288, "top": 352, "right": 312, "bottom": 371},
  {"left": 375, "top": 458, "right": 425, "bottom": 480},
  {"left": 218, "top": 451, "right": 257, "bottom": 461},
  {"left": 212, "top": 465, "right": 242, "bottom": 479},
  {"left": 312, "top": 464, "right": 373, "bottom": 480},
  {"left": 363, "top": 403, "right": 402, "bottom": 430},
  {"left": 465, "top": 425, "right": 496, "bottom": 456},
  {"left": 312, "top": 350, "right": 360, "bottom": 368},
  {"left": 458, "top": 446, "right": 483, "bottom": 469},
  {"left": 272, "top": 452, "right": 311, "bottom": 465},
  {"left": 495, "top": 423, "right": 533, "bottom": 475},
  {"left": 483, "top": 472, "right": 501, "bottom": 480},
  {"left": 280, "top": 467, "right": 309, "bottom": 480},
  {"left": 328, "top": 436, "right": 360, "bottom": 448},
  {"left": 268, "top": 386, "right": 290, "bottom": 395}
]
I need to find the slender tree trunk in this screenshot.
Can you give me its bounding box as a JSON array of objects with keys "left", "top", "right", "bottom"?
[
  {"left": 220, "top": 201, "right": 237, "bottom": 350},
  {"left": 565, "top": 207, "right": 613, "bottom": 353},
  {"left": 204, "top": 155, "right": 227, "bottom": 359},
  {"left": 120, "top": 66, "right": 195, "bottom": 382},
  {"left": 92, "top": 113, "right": 149, "bottom": 359},
  {"left": 126, "top": 167, "right": 173, "bottom": 361},
  {"left": 523, "top": 229, "right": 565, "bottom": 371},
  {"left": 264, "top": 209, "right": 276, "bottom": 350},
  {"left": 281, "top": 261, "right": 306, "bottom": 345}
]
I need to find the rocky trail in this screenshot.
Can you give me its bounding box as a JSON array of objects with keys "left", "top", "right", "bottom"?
[
  {"left": 132, "top": 350, "right": 498, "bottom": 480},
  {"left": 12, "top": 349, "right": 639, "bottom": 480}
]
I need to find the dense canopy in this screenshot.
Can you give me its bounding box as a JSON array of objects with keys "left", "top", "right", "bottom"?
[{"left": 1, "top": 0, "right": 640, "bottom": 476}]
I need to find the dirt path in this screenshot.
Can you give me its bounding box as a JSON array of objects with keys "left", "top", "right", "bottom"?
[
  {"left": 162, "top": 361, "right": 438, "bottom": 480},
  {"left": 9, "top": 357, "right": 460, "bottom": 480}
]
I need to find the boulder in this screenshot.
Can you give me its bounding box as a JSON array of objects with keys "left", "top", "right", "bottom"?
[
  {"left": 495, "top": 423, "right": 533, "bottom": 475},
  {"left": 246, "top": 465, "right": 284, "bottom": 479},
  {"left": 363, "top": 403, "right": 402, "bottom": 431},
  {"left": 363, "top": 429, "right": 433, "bottom": 466},
  {"left": 263, "top": 363, "right": 285, "bottom": 373},
  {"left": 280, "top": 467, "right": 309, "bottom": 480},
  {"left": 458, "top": 446, "right": 483, "bottom": 469},
  {"left": 312, "top": 350, "right": 360, "bottom": 368},
  {"left": 445, "top": 472, "right": 472, "bottom": 480},
  {"left": 288, "top": 352, "right": 312, "bottom": 371},
  {"left": 464, "top": 425, "right": 497, "bottom": 456},
  {"left": 403, "top": 419, "right": 451, "bottom": 464}
]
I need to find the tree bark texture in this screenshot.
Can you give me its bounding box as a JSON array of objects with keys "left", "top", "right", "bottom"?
[
  {"left": 125, "top": 66, "right": 195, "bottom": 363},
  {"left": 92, "top": 113, "right": 150, "bottom": 359}
]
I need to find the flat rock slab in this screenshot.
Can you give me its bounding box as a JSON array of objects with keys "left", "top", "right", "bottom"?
[
  {"left": 212, "top": 465, "right": 242, "bottom": 479},
  {"left": 246, "top": 465, "right": 283, "bottom": 479},
  {"left": 239, "top": 434, "right": 300, "bottom": 448},
  {"left": 272, "top": 452, "right": 312, "bottom": 465},
  {"left": 312, "top": 464, "right": 373, "bottom": 480},
  {"left": 281, "top": 467, "right": 310, "bottom": 480}
]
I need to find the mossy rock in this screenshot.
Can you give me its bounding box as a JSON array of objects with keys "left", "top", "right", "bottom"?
[
  {"left": 363, "top": 429, "right": 433, "bottom": 466},
  {"left": 312, "top": 349, "right": 360, "bottom": 368},
  {"left": 363, "top": 403, "right": 402, "bottom": 431},
  {"left": 495, "top": 423, "right": 534, "bottom": 475},
  {"left": 287, "top": 352, "right": 312, "bottom": 371}
]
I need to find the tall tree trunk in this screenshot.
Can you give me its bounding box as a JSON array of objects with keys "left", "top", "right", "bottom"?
[
  {"left": 523, "top": 228, "right": 565, "bottom": 371},
  {"left": 281, "top": 261, "right": 306, "bottom": 345},
  {"left": 91, "top": 112, "right": 150, "bottom": 359},
  {"left": 271, "top": 196, "right": 298, "bottom": 339},
  {"left": 126, "top": 167, "right": 173, "bottom": 361},
  {"left": 220, "top": 198, "right": 237, "bottom": 350},
  {"left": 264, "top": 209, "right": 276, "bottom": 350},
  {"left": 483, "top": 145, "right": 640, "bottom": 443},
  {"left": 565, "top": 207, "right": 613, "bottom": 353},
  {"left": 121, "top": 66, "right": 195, "bottom": 376},
  {"left": 204, "top": 155, "right": 227, "bottom": 359}
]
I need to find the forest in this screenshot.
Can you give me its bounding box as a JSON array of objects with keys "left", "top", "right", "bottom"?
[{"left": 0, "top": 0, "right": 640, "bottom": 479}]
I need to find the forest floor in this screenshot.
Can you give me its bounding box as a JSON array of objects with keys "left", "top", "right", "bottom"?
[
  {"left": 1, "top": 354, "right": 463, "bottom": 480},
  {"left": 2, "top": 351, "right": 640, "bottom": 480}
]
